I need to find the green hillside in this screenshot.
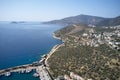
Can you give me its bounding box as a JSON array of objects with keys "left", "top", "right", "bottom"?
[{"left": 47, "top": 24, "right": 120, "bottom": 80}]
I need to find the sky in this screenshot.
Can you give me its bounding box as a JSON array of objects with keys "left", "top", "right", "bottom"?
[{"left": 0, "top": 0, "right": 120, "bottom": 21}]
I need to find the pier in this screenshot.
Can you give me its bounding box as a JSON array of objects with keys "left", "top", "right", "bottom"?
[
  {"left": 0, "top": 58, "right": 53, "bottom": 80},
  {"left": 0, "top": 62, "right": 41, "bottom": 76}
]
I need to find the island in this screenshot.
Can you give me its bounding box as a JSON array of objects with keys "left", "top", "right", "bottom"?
[{"left": 10, "top": 21, "right": 26, "bottom": 24}]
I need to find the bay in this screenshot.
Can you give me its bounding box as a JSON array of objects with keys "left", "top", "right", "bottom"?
[{"left": 0, "top": 22, "right": 63, "bottom": 80}]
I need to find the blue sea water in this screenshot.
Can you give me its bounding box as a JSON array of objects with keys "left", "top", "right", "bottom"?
[{"left": 0, "top": 22, "right": 63, "bottom": 80}]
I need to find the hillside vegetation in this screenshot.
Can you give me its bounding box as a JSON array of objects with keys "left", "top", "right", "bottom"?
[
  {"left": 48, "top": 44, "right": 120, "bottom": 80},
  {"left": 54, "top": 23, "right": 89, "bottom": 38},
  {"left": 47, "top": 24, "right": 120, "bottom": 80}
]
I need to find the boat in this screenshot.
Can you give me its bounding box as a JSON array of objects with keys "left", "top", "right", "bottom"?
[
  {"left": 26, "top": 69, "right": 32, "bottom": 73},
  {"left": 5, "top": 72, "right": 11, "bottom": 76},
  {"left": 33, "top": 73, "right": 39, "bottom": 77}
]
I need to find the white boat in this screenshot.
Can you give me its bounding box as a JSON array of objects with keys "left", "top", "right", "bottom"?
[
  {"left": 33, "top": 73, "right": 39, "bottom": 77},
  {"left": 5, "top": 72, "right": 11, "bottom": 76},
  {"left": 26, "top": 69, "right": 32, "bottom": 73}
]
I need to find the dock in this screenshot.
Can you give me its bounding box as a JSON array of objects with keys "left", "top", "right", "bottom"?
[
  {"left": 0, "top": 62, "right": 41, "bottom": 76},
  {"left": 0, "top": 59, "right": 53, "bottom": 80}
]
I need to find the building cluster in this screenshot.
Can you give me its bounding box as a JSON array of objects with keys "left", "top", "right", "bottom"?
[
  {"left": 103, "top": 27, "right": 120, "bottom": 50},
  {"left": 55, "top": 72, "right": 92, "bottom": 80},
  {"left": 64, "top": 25, "right": 120, "bottom": 51}
]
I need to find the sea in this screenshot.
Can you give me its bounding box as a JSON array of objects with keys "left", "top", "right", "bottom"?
[{"left": 0, "top": 22, "right": 63, "bottom": 80}]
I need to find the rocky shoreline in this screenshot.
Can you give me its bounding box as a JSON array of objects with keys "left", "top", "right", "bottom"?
[
  {"left": 52, "top": 33, "right": 61, "bottom": 40},
  {"left": 44, "top": 33, "right": 64, "bottom": 79}
]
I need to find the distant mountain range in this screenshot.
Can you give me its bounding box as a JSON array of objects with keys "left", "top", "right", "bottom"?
[
  {"left": 44, "top": 14, "right": 120, "bottom": 27},
  {"left": 96, "top": 16, "right": 120, "bottom": 26}
]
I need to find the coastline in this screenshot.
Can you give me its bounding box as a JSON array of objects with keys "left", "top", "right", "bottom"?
[
  {"left": 44, "top": 33, "right": 64, "bottom": 78},
  {"left": 0, "top": 32, "right": 63, "bottom": 80},
  {"left": 45, "top": 44, "right": 62, "bottom": 67},
  {"left": 45, "top": 32, "right": 64, "bottom": 66},
  {"left": 52, "top": 33, "right": 61, "bottom": 40},
  {"left": 0, "top": 23, "right": 64, "bottom": 80},
  {"left": 52, "top": 32, "right": 65, "bottom": 42}
]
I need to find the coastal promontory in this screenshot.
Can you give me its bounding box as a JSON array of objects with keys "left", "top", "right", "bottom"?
[{"left": 46, "top": 23, "right": 120, "bottom": 80}]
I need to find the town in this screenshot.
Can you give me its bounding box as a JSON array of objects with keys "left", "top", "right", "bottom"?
[{"left": 60, "top": 24, "right": 120, "bottom": 51}]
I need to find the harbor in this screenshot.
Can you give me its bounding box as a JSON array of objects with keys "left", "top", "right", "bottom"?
[
  {"left": 0, "top": 34, "right": 62, "bottom": 80},
  {"left": 0, "top": 57, "right": 53, "bottom": 80},
  {"left": 0, "top": 62, "right": 41, "bottom": 76}
]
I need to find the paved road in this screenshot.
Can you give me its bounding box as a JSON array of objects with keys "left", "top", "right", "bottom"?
[{"left": 37, "top": 65, "right": 52, "bottom": 80}]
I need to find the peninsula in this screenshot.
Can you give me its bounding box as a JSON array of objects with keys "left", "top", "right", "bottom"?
[{"left": 45, "top": 23, "right": 120, "bottom": 80}]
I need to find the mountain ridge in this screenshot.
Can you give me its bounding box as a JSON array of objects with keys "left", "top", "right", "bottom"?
[
  {"left": 43, "top": 14, "right": 120, "bottom": 27},
  {"left": 43, "top": 14, "right": 109, "bottom": 25},
  {"left": 96, "top": 16, "right": 120, "bottom": 26}
]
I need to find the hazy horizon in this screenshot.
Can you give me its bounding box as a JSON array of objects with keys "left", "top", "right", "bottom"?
[{"left": 0, "top": 0, "right": 120, "bottom": 21}]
